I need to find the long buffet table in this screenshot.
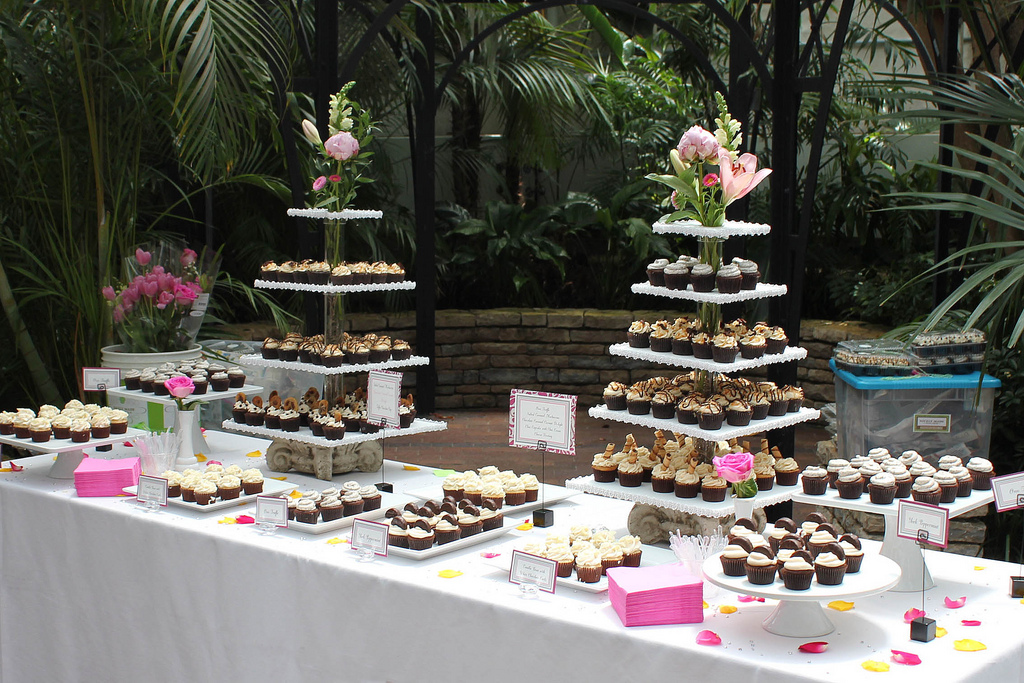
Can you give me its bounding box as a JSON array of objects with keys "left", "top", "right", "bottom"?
[{"left": 1, "top": 430, "right": 1022, "bottom": 682}]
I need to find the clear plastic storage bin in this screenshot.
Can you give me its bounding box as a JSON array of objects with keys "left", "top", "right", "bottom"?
[{"left": 831, "top": 359, "right": 1000, "bottom": 462}]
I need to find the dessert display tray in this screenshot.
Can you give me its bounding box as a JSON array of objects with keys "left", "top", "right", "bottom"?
[
  {"left": 791, "top": 487, "right": 994, "bottom": 518},
  {"left": 219, "top": 417, "right": 448, "bottom": 447},
  {"left": 404, "top": 483, "right": 578, "bottom": 516},
  {"left": 254, "top": 279, "right": 416, "bottom": 294},
  {"left": 236, "top": 353, "right": 429, "bottom": 375},
  {"left": 631, "top": 281, "right": 788, "bottom": 303},
  {"left": 286, "top": 491, "right": 404, "bottom": 535},
  {"left": 702, "top": 548, "right": 901, "bottom": 637},
  {"left": 608, "top": 343, "right": 806, "bottom": 372},
  {"left": 480, "top": 543, "right": 678, "bottom": 593},
  {"left": 122, "top": 478, "right": 294, "bottom": 513},
  {"left": 107, "top": 384, "right": 264, "bottom": 404},
  {"left": 0, "top": 428, "right": 147, "bottom": 454},
  {"left": 564, "top": 475, "right": 796, "bottom": 516},
  {"left": 386, "top": 522, "right": 514, "bottom": 560},
  {"left": 588, "top": 405, "right": 821, "bottom": 442},
  {"left": 652, "top": 218, "right": 772, "bottom": 238},
  {"left": 286, "top": 208, "right": 383, "bottom": 220}
]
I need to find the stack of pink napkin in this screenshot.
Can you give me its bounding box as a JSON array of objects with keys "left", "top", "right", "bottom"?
[
  {"left": 74, "top": 456, "right": 140, "bottom": 497},
  {"left": 607, "top": 564, "right": 704, "bottom": 627}
]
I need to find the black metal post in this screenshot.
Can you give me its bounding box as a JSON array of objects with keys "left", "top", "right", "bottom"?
[{"left": 934, "top": 6, "right": 961, "bottom": 306}]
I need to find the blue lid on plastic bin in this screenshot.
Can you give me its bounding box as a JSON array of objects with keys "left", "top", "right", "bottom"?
[{"left": 830, "top": 359, "right": 1001, "bottom": 389}]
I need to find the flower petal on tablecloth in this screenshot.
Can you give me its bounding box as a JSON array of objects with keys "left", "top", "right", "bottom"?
[
  {"left": 437, "top": 569, "right": 462, "bottom": 579},
  {"left": 974, "top": 566, "right": 986, "bottom": 570},
  {"left": 828, "top": 600, "right": 854, "bottom": 611},
  {"left": 703, "top": 601, "right": 709, "bottom": 609},
  {"left": 479, "top": 552, "right": 501, "bottom": 559},
  {"left": 954, "top": 639, "right": 986, "bottom": 651},
  {"left": 738, "top": 595, "right": 756, "bottom": 602},
  {"left": 935, "top": 627, "right": 948, "bottom": 638},
  {"left": 904, "top": 608, "right": 926, "bottom": 623},
  {"left": 890, "top": 650, "right": 921, "bottom": 665},
  {"left": 236, "top": 515, "right": 255, "bottom": 524},
  {"left": 432, "top": 469, "right": 455, "bottom": 477},
  {"left": 246, "top": 450, "right": 262, "bottom": 458},
  {"left": 696, "top": 630, "right": 721, "bottom": 645},
  {"left": 326, "top": 537, "right": 346, "bottom": 545},
  {"left": 862, "top": 660, "right": 889, "bottom": 672},
  {"left": 944, "top": 596, "right": 967, "bottom": 608},
  {"left": 195, "top": 455, "right": 208, "bottom": 463},
  {"left": 217, "top": 517, "right": 236, "bottom": 524},
  {"left": 289, "top": 490, "right": 303, "bottom": 499},
  {"left": 719, "top": 605, "right": 737, "bottom": 614},
  {"left": 961, "top": 620, "right": 981, "bottom": 626},
  {"left": 403, "top": 465, "right": 420, "bottom": 471},
  {"left": 516, "top": 522, "right": 534, "bottom": 531},
  {"left": 798, "top": 642, "right": 828, "bottom": 653}
]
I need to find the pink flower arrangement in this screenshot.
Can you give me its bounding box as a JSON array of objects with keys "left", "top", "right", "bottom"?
[
  {"left": 712, "top": 451, "right": 758, "bottom": 499},
  {"left": 647, "top": 92, "right": 771, "bottom": 227},
  {"left": 164, "top": 375, "right": 197, "bottom": 411},
  {"left": 102, "top": 245, "right": 206, "bottom": 353}
]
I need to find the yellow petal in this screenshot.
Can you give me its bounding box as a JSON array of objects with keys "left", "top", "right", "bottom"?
[
  {"left": 936, "top": 627, "right": 948, "bottom": 638},
  {"left": 403, "top": 465, "right": 421, "bottom": 471},
  {"left": 269, "top": 476, "right": 288, "bottom": 481},
  {"left": 437, "top": 569, "right": 463, "bottom": 579},
  {"left": 288, "top": 490, "right": 303, "bottom": 499},
  {"left": 195, "top": 454, "right": 207, "bottom": 462},
  {"left": 246, "top": 450, "right": 263, "bottom": 458},
  {"left": 326, "top": 537, "right": 347, "bottom": 545},
  {"left": 217, "top": 517, "right": 236, "bottom": 524},
  {"left": 828, "top": 600, "right": 855, "bottom": 611},
  {"left": 954, "top": 639, "right": 986, "bottom": 651},
  {"left": 719, "top": 605, "right": 737, "bottom": 614},
  {"left": 703, "top": 601, "right": 709, "bottom": 609},
  {"left": 862, "top": 660, "right": 890, "bottom": 672},
  {"left": 974, "top": 566, "right": 986, "bottom": 570},
  {"left": 516, "top": 522, "right": 534, "bottom": 531},
  {"left": 0, "top": 468, "right": 11, "bottom": 473}
]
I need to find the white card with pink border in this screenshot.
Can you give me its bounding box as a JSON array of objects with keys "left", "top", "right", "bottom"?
[{"left": 508, "top": 389, "right": 577, "bottom": 456}]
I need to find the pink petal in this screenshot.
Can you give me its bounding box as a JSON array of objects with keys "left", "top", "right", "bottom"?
[
  {"left": 236, "top": 515, "right": 255, "bottom": 524},
  {"left": 206, "top": 460, "right": 222, "bottom": 467},
  {"left": 944, "top": 596, "right": 967, "bottom": 608},
  {"left": 962, "top": 620, "right": 981, "bottom": 626},
  {"left": 696, "top": 630, "right": 722, "bottom": 646},
  {"left": 9, "top": 462, "right": 24, "bottom": 471},
  {"left": 738, "top": 595, "right": 756, "bottom": 602},
  {"left": 479, "top": 552, "right": 501, "bottom": 559},
  {"left": 798, "top": 641, "right": 829, "bottom": 653},
  {"left": 904, "top": 608, "right": 926, "bottom": 623},
  {"left": 891, "top": 650, "right": 922, "bottom": 665}
]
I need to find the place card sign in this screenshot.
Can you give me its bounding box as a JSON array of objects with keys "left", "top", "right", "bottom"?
[
  {"left": 896, "top": 499, "right": 950, "bottom": 548},
  {"left": 82, "top": 367, "right": 120, "bottom": 392},
  {"left": 508, "top": 550, "right": 557, "bottom": 594},
  {"left": 913, "top": 413, "right": 951, "bottom": 434},
  {"left": 255, "top": 495, "right": 289, "bottom": 527},
  {"left": 136, "top": 475, "right": 168, "bottom": 507},
  {"left": 508, "top": 389, "right": 577, "bottom": 456},
  {"left": 367, "top": 370, "right": 402, "bottom": 428},
  {"left": 351, "top": 518, "right": 389, "bottom": 557},
  {"left": 991, "top": 472, "right": 1024, "bottom": 512}
]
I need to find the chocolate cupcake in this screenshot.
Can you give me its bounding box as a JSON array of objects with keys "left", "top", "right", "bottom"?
[
  {"left": 749, "top": 393, "right": 770, "bottom": 420},
  {"left": 719, "top": 539, "right": 751, "bottom": 576},
  {"left": 689, "top": 263, "right": 715, "bottom": 292},
  {"left": 736, "top": 258, "right": 761, "bottom": 290},
  {"left": 603, "top": 382, "right": 628, "bottom": 411},
  {"left": 646, "top": 259, "right": 670, "bottom": 286},
  {"left": 627, "top": 320, "right": 652, "bottom": 348},
  {"left": 674, "top": 471, "right": 700, "bottom": 498},
  {"left": 690, "top": 332, "right": 712, "bottom": 359},
  {"left": 711, "top": 333, "right": 738, "bottom": 364},
  {"left": 911, "top": 476, "right": 942, "bottom": 504},
  {"left": 625, "top": 388, "right": 651, "bottom": 416},
  {"left": 726, "top": 399, "right": 752, "bottom": 427},
  {"left": 650, "top": 390, "right": 676, "bottom": 420},
  {"left": 700, "top": 475, "right": 728, "bottom": 502},
  {"left": 715, "top": 263, "right": 742, "bottom": 294},
  {"left": 813, "top": 543, "right": 847, "bottom": 585},
  {"left": 967, "top": 457, "right": 994, "bottom": 490},
  {"left": 766, "top": 327, "right": 789, "bottom": 354},
  {"left": 675, "top": 395, "right": 701, "bottom": 425},
  {"left": 800, "top": 466, "right": 829, "bottom": 495},
  {"left": 663, "top": 262, "right": 689, "bottom": 290},
  {"left": 696, "top": 401, "right": 724, "bottom": 430},
  {"left": 671, "top": 328, "right": 693, "bottom": 356},
  {"left": 738, "top": 334, "right": 766, "bottom": 359},
  {"left": 835, "top": 467, "right": 864, "bottom": 499},
  {"left": 617, "top": 455, "right": 644, "bottom": 488},
  {"left": 839, "top": 534, "right": 864, "bottom": 573},
  {"left": 780, "top": 551, "right": 816, "bottom": 590},
  {"left": 744, "top": 548, "right": 778, "bottom": 585}
]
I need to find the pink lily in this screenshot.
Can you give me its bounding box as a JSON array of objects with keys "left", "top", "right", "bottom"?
[
  {"left": 891, "top": 650, "right": 922, "bottom": 665},
  {"left": 798, "top": 642, "right": 828, "bottom": 653},
  {"left": 718, "top": 150, "right": 772, "bottom": 206}
]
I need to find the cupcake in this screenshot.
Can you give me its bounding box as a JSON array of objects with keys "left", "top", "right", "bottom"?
[
  {"left": 161, "top": 471, "right": 182, "bottom": 497},
  {"left": 406, "top": 520, "right": 436, "bottom": 550},
  {"left": 619, "top": 535, "right": 643, "bottom": 567},
  {"left": 481, "top": 482, "right": 505, "bottom": 509},
  {"left": 603, "top": 382, "right": 628, "bottom": 411},
  {"left": 123, "top": 369, "right": 142, "bottom": 390},
  {"left": 749, "top": 393, "right": 770, "bottom": 420},
  {"left": 868, "top": 471, "right": 897, "bottom": 505},
  {"left": 674, "top": 471, "right": 700, "bottom": 498},
  {"left": 754, "top": 463, "right": 775, "bottom": 491},
  {"left": 766, "top": 327, "right": 789, "bottom": 354},
  {"left": 192, "top": 479, "right": 217, "bottom": 506},
  {"left": 835, "top": 467, "right": 864, "bottom": 499},
  {"left": 504, "top": 478, "right": 527, "bottom": 506},
  {"left": 826, "top": 458, "right": 850, "bottom": 488},
  {"left": 627, "top": 320, "right": 652, "bottom": 348},
  {"left": 839, "top": 534, "right": 864, "bottom": 573},
  {"left": 701, "top": 474, "right": 728, "bottom": 503},
  {"left": 50, "top": 415, "right": 72, "bottom": 440},
  {"left": 736, "top": 258, "right": 761, "bottom": 290},
  {"left": 90, "top": 415, "right": 111, "bottom": 439},
  {"left": 938, "top": 454, "right": 963, "bottom": 471},
  {"left": 800, "top": 466, "right": 829, "bottom": 495},
  {"left": 744, "top": 548, "right": 778, "bottom": 585},
  {"left": 663, "top": 262, "right": 689, "bottom": 290},
  {"left": 646, "top": 259, "right": 670, "bottom": 286},
  {"left": 434, "top": 517, "right": 461, "bottom": 545},
  {"left": 766, "top": 388, "right": 788, "bottom": 416},
  {"left": 671, "top": 328, "right": 693, "bottom": 356},
  {"left": 711, "top": 333, "right": 738, "bottom": 364},
  {"left": 261, "top": 338, "right": 280, "bottom": 360},
  {"left": 774, "top": 458, "right": 800, "bottom": 486},
  {"left": 649, "top": 327, "right": 673, "bottom": 353},
  {"left": 715, "top": 263, "right": 742, "bottom": 293},
  {"left": 651, "top": 461, "right": 676, "bottom": 493},
  {"left": 28, "top": 417, "right": 51, "bottom": 443},
  {"left": 690, "top": 332, "right": 712, "bottom": 359},
  {"left": 967, "top": 457, "right": 994, "bottom": 490},
  {"left": 891, "top": 466, "right": 914, "bottom": 498},
  {"left": 329, "top": 264, "right": 353, "bottom": 286},
  {"left": 217, "top": 475, "right": 242, "bottom": 500},
  {"left": 210, "top": 372, "right": 230, "bottom": 392},
  {"left": 807, "top": 527, "right": 838, "bottom": 558},
  {"left": 391, "top": 339, "right": 413, "bottom": 361},
  {"left": 783, "top": 385, "right": 804, "bottom": 412},
  {"left": 738, "top": 334, "right": 766, "bottom": 359},
  {"left": 697, "top": 401, "right": 724, "bottom": 430},
  {"left": 457, "top": 505, "right": 483, "bottom": 537},
  {"left": 675, "top": 395, "right": 701, "bottom": 425},
  {"left": 625, "top": 387, "right": 650, "bottom": 416},
  {"left": 520, "top": 473, "right": 540, "bottom": 502},
  {"left": 689, "top": 263, "right": 715, "bottom": 292},
  {"left": 617, "top": 455, "right": 644, "bottom": 488},
  {"left": 719, "top": 537, "right": 752, "bottom": 576},
  {"left": 278, "top": 409, "right": 300, "bottom": 432},
  {"left": 70, "top": 419, "right": 91, "bottom": 443},
  {"left": 813, "top": 544, "right": 847, "bottom": 585},
  {"left": 780, "top": 553, "right": 816, "bottom": 590},
  {"left": 241, "top": 468, "right": 264, "bottom": 495},
  {"left": 387, "top": 517, "right": 409, "bottom": 547},
  {"left": 591, "top": 444, "right": 618, "bottom": 482},
  {"left": 600, "top": 543, "right": 624, "bottom": 575},
  {"left": 725, "top": 399, "right": 752, "bottom": 427},
  {"left": 934, "top": 470, "right": 960, "bottom": 503},
  {"left": 575, "top": 549, "right": 603, "bottom": 584},
  {"left": 911, "top": 476, "right": 942, "bottom": 504},
  {"left": 949, "top": 465, "right": 974, "bottom": 497}
]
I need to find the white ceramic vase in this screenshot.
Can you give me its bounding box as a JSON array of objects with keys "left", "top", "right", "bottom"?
[{"left": 175, "top": 409, "right": 199, "bottom": 468}]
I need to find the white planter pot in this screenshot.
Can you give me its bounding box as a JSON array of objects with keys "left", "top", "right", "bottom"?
[{"left": 100, "top": 344, "right": 203, "bottom": 372}]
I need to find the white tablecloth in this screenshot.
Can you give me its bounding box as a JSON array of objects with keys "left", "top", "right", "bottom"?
[{"left": 0, "top": 431, "right": 1021, "bottom": 682}]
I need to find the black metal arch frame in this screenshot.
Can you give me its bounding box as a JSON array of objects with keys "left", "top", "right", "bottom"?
[{"left": 288, "top": 0, "right": 970, "bottom": 429}]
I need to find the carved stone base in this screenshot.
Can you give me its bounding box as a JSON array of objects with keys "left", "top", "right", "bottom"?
[
  {"left": 627, "top": 503, "right": 767, "bottom": 545},
  {"left": 265, "top": 438, "right": 384, "bottom": 481}
]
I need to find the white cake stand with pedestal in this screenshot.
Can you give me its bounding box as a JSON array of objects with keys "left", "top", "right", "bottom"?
[
  {"left": 702, "top": 550, "right": 901, "bottom": 637},
  {"left": 0, "top": 428, "right": 148, "bottom": 478}
]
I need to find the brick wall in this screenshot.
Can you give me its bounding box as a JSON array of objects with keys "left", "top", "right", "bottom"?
[{"left": 326, "top": 309, "right": 890, "bottom": 411}]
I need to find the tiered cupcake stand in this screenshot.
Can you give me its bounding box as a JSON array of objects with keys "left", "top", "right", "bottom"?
[
  {"left": 0, "top": 428, "right": 148, "bottom": 478},
  {"left": 566, "top": 218, "right": 820, "bottom": 519},
  {"left": 792, "top": 488, "right": 994, "bottom": 591},
  {"left": 220, "top": 208, "right": 446, "bottom": 474}
]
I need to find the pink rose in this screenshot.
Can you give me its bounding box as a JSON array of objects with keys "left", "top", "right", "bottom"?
[
  {"left": 676, "top": 126, "right": 720, "bottom": 163},
  {"left": 181, "top": 248, "right": 198, "bottom": 267},
  {"left": 101, "top": 285, "right": 116, "bottom": 301},
  {"left": 156, "top": 290, "right": 174, "bottom": 309},
  {"left": 135, "top": 248, "right": 151, "bottom": 266},
  {"left": 312, "top": 175, "right": 327, "bottom": 191},
  {"left": 164, "top": 375, "right": 195, "bottom": 399},
  {"left": 173, "top": 283, "right": 198, "bottom": 305},
  {"left": 324, "top": 131, "right": 359, "bottom": 161},
  {"left": 713, "top": 451, "right": 754, "bottom": 483}
]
